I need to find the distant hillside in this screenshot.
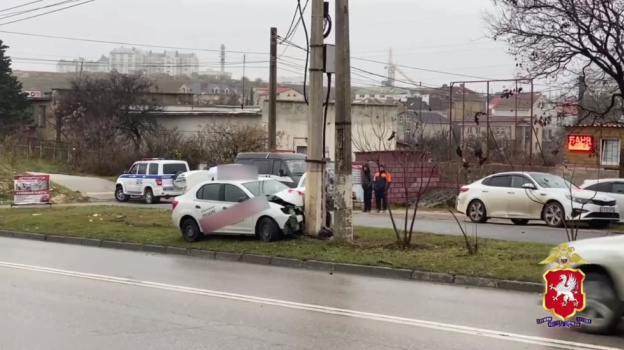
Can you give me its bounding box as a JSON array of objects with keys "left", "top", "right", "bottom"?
[{"left": 14, "top": 70, "right": 341, "bottom": 101}]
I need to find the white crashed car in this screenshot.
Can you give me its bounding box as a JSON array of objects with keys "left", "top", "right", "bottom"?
[{"left": 172, "top": 178, "right": 304, "bottom": 242}]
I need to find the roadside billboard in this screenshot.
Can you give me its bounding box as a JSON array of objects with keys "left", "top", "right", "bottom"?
[{"left": 14, "top": 175, "right": 51, "bottom": 205}]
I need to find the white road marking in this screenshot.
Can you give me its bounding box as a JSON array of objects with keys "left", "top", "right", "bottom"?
[{"left": 0, "top": 261, "right": 619, "bottom": 350}]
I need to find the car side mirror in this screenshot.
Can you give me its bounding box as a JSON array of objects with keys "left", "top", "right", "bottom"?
[
  {"left": 522, "top": 183, "right": 536, "bottom": 190},
  {"left": 238, "top": 196, "right": 248, "bottom": 202},
  {"left": 279, "top": 169, "right": 285, "bottom": 177}
]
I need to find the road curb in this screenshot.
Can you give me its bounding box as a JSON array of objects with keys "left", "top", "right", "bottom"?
[{"left": 0, "top": 230, "right": 543, "bottom": 294}]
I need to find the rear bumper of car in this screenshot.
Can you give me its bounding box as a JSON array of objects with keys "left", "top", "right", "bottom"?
[{"left": 154, "top": 187, "right": 184, "bottom": 198}]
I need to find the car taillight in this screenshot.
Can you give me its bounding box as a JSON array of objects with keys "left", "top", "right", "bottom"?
[
  {"left": 459, "top": 187, "right": 469, "bottom": 192},
  {"left": 156, "top": 179, "right": 162, "bottom": 186},
  {"left": 172, "top": 200, "right": 178, "bottom": 210}
]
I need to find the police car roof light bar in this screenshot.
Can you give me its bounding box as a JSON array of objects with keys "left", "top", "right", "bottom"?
[{"left": 142, "top": 158, "right": 166, "bottom": 161}]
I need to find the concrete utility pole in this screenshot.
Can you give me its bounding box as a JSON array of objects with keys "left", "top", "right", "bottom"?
[
  {"left": 334, "top": 0, "right": 353, "bottom": 241},
  {"left": 304, "top": 0, "right": 325, "bottom": 236},
  {"left": 268, "top": 27, "right": 278, "bottom": 150}
]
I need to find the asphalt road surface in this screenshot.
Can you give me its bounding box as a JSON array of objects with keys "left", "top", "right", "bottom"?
[
  {"left": 0, "top": 237, "right": 622, "bottom": 350},
  {"left": 29, "top": 172, "right": 116, "bottom": 201}
]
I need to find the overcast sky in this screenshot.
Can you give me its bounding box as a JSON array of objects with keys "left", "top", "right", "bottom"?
[{"left": 1, "top": 0, "right": 530, "bottom": 93}]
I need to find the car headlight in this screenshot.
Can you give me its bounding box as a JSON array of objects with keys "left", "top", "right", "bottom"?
[{"left": 565, "top": 195, "right": 590, "bottom": 204}]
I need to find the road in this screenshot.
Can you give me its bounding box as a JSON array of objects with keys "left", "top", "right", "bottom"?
[
  {"left": 30, "top": 172, "right": 116, "bottom": 201},
  {"left": 0, "top": 237, "right": 621, "bottom": 350},
  {"left": 16, "top": 173, "right": 621, "bottom": 245}
]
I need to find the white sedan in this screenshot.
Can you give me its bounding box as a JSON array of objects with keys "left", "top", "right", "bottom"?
[
  {"left": 172, "top": 178, "right": 304, "bottom": 242},
  {"left": 542, "top": 236, "right": 624, "bottom": 334},
  {"left": 580, "top": 178, "right": 624, "bottom": 223},
  {"left": 456, "top": 171, "right": 620, "bottom": 228}
]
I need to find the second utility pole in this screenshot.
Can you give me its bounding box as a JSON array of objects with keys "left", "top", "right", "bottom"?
[
  {"left": 334, "top": 0, "right": 353, "bottom": 241},
  {"left": 268, "top": 27, "right": 277, "bottom": 150},
  {"left": 304, "top": 0, "right": 325, "bottom": 236}
]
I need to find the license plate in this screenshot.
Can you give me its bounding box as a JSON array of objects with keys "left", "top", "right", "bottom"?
[
  {"left": 163, "top": 187, "right": 175, "bottom": 191},
  {"left": 600, "top": 207, "right": 616, "bottom": 213}
]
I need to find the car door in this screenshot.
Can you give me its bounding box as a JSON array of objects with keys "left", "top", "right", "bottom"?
[
  {"left": 125, "top": 163, "right": 141, "bottom": 194},
  {"left": 508, "top": 175, "right": 536, "bottom": 218},
  {"left": 608, "top": 182, "right": 624, "bottom": 222},
  {"left": 254, "top": 159, "right": 271, "bottom": 180},
  {"left": 222, "top": 184, "right": 255, "bottom": 233},
  {"left": 481, "top": 175, "right": 513, "bottom": 217},
  {"left": 194, "top": 183, "right": 222, "bottom": 233},
  {"left": 136, "top": 162, "right": 148, "bottom": 194}
]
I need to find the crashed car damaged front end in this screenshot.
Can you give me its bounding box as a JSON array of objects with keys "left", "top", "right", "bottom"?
[{"left": 268, "top": 188, "right": 305, "bottom": 236}]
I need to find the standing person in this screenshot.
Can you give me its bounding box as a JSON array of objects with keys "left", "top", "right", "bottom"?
[
  {"left": 360, "top": 164, "right": 373, "bottom": 212},
  {"left": 373, "top": 165, "right": 392, "bottom": 213}
]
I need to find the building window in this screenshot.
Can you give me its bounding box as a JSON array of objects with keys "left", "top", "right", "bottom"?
[
  {"left": 38, "top": 105, "right": 46, "bottom": 127},
  {"left": 380, "top": 94, "right": 386, "bottom": 98},
  {"left": 359, "top": 94, "right": 365, "bottom": 98},
  {"left": 601, "top": 139, "right": 621, "bottom": 166},
  {"left": 398, "top": 115, "right": 404, "bottom": 122}
]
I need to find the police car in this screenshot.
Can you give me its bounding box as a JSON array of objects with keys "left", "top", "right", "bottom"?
[{"left": 115, "top": 158, "right": 190, "bottom": 204}]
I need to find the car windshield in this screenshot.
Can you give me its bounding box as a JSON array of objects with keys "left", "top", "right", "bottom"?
[
  {"left": 242, "top": 180, "right": 289, "bottom": 196},
  {"left": 286, "top": 160, "right": 306, "bottom": 175},
  {"left": 163, "top": 163, "right": 188, "bottom": 174},
  {"left": 529, "top": 173, "right": 578, "bottom": 190}
]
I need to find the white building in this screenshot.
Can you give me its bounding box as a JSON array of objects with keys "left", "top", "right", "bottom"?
[
  {"left": 55, "top": 56, "right": 109, "bottom": 73},
  {"left": 58, "top": 47, "right": 200, "bottom": 76}
]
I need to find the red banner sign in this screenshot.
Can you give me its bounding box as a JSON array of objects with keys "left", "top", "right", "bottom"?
[{"left": 567, "top": 135, "right": 594, "bottom": 152}]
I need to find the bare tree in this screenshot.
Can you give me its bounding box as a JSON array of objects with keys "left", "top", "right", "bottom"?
[
  {"left": 486, "top": 0, "right": 624, "bottom": 121},
  {"left": 55, "top": 71, "right": 162, "bottom": 153}
]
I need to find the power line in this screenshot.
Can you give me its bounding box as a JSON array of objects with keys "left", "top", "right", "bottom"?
[
  {"left": 0, "top": 0, "right": 44, "bottom": 13},
  {"left": 0, "top": 0, "right": 83, "bottom": 20},
  {"left": 0, "top": 29, "right": 299, "bottom": 58},
  {"left": 351, "top": 56, "right": 493, "bottom": 80},
  {"left": 0, "top": 0, "right": 95, "bottom": 27}
]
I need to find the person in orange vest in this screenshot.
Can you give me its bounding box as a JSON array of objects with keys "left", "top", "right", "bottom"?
[{"left": 373, "top": 165, "right": 392, "bottom": 213}]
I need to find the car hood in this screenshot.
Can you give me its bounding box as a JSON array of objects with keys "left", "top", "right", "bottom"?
[
  {"left": 546, "top": 188, "right": 615, "bottom": 201},
  {"left": 270, "top": 187, "right": 305, "bottom": 207}
]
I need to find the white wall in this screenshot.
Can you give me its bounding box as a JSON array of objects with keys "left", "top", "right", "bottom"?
[{"left": 262, "top": 100, "right": 399, "bottom": 160}]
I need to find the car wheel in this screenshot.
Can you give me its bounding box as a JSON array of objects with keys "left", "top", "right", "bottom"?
[
  {"left": 587, "top": 220, "right": 612, "bottom": 229},
  {"left": 115, "top": 185, "right": 129, "bottom": 202},
  {"left": 467, "top": 199, "right": 487, "bottom": 223},
  {"left": 181, "top": 218, "right": 202, "bottom": 242},
  {"left": 511, "top": 219, "right": 529, "bottom": 225},
  {"left": 542, "top": 202, "right": 565, "bottom": 228},
  {"left": 256, "top": 217, "right": 283, "bottom": 242},
  {"left": 144, "top": 188, "right": 155, "bottom": 204},
  {"left": 576, "top": 272, "right": 622, "bottom": 335}
]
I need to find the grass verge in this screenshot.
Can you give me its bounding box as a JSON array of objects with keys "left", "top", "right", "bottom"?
[
  {"left": 0, "top": 158, "right": 88, "bottom": 204},
  {"left": 0, "top": 206, "right": 552, "bottom": 282}
]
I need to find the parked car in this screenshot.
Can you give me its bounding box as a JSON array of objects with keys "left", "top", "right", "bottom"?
[
  {"left": 115, "top": 158, "right": 189, "bottom": 204},
  {"left": 172, "top": 178, "right": 304, "bottom": 242},
  {"left": 580, "top": 178, "right": 624, "bottom": 222},
  {"left": 542, "top": 236, "right": 624, "bottom": 334},
  {"left": 456, "top": 171, "right": 620, "bottom": 228},
  {"left": 235, "top": 152, "right": 306, "bottom": 188}
]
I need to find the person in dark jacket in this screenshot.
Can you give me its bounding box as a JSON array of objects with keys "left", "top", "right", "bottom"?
[
  {"left": 373, "top": 165, "right": 392, "bottom": 213},
  {"left": 361, "top": 164, "right": 373, "bottom": 212}
]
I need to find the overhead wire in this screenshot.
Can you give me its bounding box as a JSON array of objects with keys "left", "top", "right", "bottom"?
[
  {"left": 296, "top": 0, "right": 309, "bottom": 105},
  {"left": 0, "top": 0, "right": 44, "bottom": 13},
  {"left": 0, "top": 0, "right": 95, "bottom": 27},
  {"left": 0, "top": 0, "right": 83, "bottom": 20}
]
